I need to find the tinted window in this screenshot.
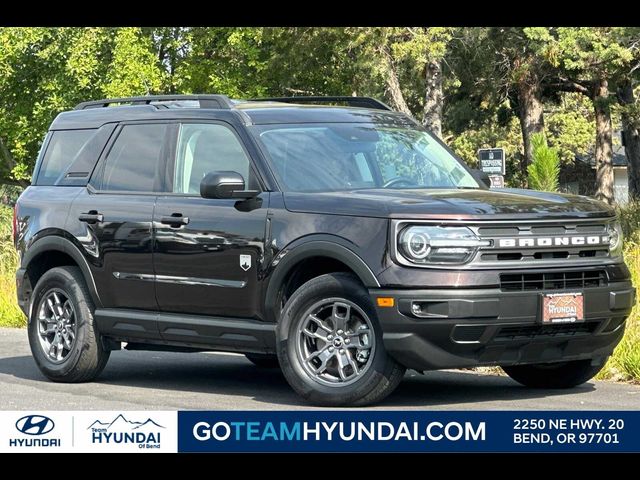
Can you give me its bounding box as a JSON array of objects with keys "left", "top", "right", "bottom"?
[
  {"left": 37, "top": 130, "right": 95, "bottom": 185},
  {"left": 100, "top": 124, "right": 168, "bottom": 192},
  {"left": 173, "top": 123, "right": 250, "bottom": 194}
]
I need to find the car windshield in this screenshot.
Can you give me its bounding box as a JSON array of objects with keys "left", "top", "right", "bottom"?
[{"left": 252, "top": 123, "right": 479, "bottom": 192}]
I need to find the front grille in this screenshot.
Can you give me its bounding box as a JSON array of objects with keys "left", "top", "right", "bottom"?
[
  {"left": 496, "top": 322, "right": 599, "bottom": 340},
  {"left": 471, "top": 220, "right": 613, "bottom": 268},
  {"left": 500, "top": 270, "right": 607, "bottom": 291}
]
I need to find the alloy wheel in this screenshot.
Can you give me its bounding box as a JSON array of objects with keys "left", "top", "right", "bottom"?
[
  {"left": 36, "top": 289, "right": 77, "bottom": 363},
  {"left": 296, "top": 297, "right": 375, "bottom": 386}
]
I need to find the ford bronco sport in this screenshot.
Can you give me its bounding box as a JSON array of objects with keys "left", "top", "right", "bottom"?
[{"left": 15, "top": 94, "right": 635, "bottom": 406}]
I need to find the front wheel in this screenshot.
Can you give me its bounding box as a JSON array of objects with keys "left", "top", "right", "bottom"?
[
  {"left": 502, "top": 359, "right": 607, "bottom": 389},
  {"left": 277, "top": 273, "right": 405, "bottom": 406}
]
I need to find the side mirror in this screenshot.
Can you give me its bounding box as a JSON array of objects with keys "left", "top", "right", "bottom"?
[
  {"left": 471, "top": 169, "right": 491, "bottom": 188},
  {"left": 200, "top": 171, "right": 259, "bottom": 199}
]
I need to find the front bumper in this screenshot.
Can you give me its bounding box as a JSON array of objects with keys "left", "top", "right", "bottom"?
[{"left": 371, "top": 282, "right": 635, "bottom": 371}]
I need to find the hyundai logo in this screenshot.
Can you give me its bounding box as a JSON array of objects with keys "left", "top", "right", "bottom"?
[{"left": 15, "top": 415, "right": 55, "bottom": 436}]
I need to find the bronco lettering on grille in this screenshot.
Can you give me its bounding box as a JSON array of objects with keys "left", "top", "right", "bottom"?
[{"left": 497, "top": 235, "right": 610, "bottom": 248}]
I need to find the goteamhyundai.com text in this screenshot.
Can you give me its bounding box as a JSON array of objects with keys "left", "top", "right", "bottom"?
[{"left": 193, "top": 421, "right": 486, "bottom": 442}]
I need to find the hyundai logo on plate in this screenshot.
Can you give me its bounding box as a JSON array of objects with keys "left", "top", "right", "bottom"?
[{"left": 15, "top": 415, "right": 55, "bottom": 436}]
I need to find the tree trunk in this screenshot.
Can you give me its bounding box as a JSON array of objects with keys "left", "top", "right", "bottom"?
[
  {"left": 422, "top": 59, "right": 443, "bottom": 138},
  {"left": 517, "top": 78, "right": 545, "bottom": 186},
  {"left": 618, "top": 78, "right": 640, "bottom": 200},
  {"left": 381, "top": 46, "right": 412, "bottom": 117},
  {"left": 593, "top": 77, "right": 615, "bottom": 205}
]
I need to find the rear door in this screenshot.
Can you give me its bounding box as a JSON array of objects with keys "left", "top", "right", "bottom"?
[
  {"left": 153, "top": 121, "right": 268, "bottom": 320},
  {"left": 68, "top": 122, "right": 173, "bottom": 319}
]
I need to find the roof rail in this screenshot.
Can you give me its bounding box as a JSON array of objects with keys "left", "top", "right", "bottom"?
[
  {"left": 74, "top": 94, "right": 235, "bottom": 110},
  {"left": 251, "top": 96, "right": 392, "bottom": 111}
]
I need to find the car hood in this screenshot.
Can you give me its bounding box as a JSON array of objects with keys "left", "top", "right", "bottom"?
[{"left": 282, "top": 188, "right": 614, "bottom": 220}]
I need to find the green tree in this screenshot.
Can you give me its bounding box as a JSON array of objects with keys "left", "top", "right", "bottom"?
[
  {"left": 613, "top": 28, "right": 640, "bottom": 199},
  {"left": 263, "top": 28, "right": 364, "bottom": 97},
  {"left": 349, "top": 27, "right": 455, "bottom": 137},
  {"left": 545, "top": 92, "right": 595, "bottom": 164},
  {"left": 103, "top": 27, "right": 164, "bottom": 98},
  {"left": 527, "top": 133, "right": 560, "bottom": 191},
  {"left": 0, "top": 27, "right": 166, "bottom": 184},
  {"left": 486, "top": 27, "right": 554, "bottom": 182},
  {"left": 545, "top": 27, "right": 635, "bottom": 204},
  {"left": 175, "top": 27, "right": 270, "bottom": 97}
]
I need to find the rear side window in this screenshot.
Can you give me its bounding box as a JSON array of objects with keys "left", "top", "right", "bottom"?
[
  {"left": 36, "top": 130, "right": 95, "bottom": 185},
  {"left": 99, "top": 124, "right": 169, "bottom": 192}
]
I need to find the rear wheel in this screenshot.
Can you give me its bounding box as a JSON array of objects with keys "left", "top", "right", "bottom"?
[
  {"left": 28, "top": 266, "right": 110, "bottom": 383},
  {"left": 245, "top": 353, "right": 279, "bottom": 368},
  {"left": 502, "top": 359, "right": 607, "bottom": 389},
  {"left": 277, "top": 273, "right": 405, "bottom": 406}
]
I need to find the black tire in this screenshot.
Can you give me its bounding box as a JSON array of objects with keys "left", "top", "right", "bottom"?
[
  {"left": 502, "top": 359, "right": 606, "bottom": 389},
  {"left": 276, "top": 273, "right": 405, "bottom": 407},
  {"left": 28, "top": 266, "right": 110, "bottom": 383},
  {"left": 245, "top": 353, "right": 280, "bottom": 368}
]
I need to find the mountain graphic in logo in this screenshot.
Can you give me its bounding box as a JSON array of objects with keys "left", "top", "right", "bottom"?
[{"left": 87, "top": 414, "right": 165, "bottom": 431}]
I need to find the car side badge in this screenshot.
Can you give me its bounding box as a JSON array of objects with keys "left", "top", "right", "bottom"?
[{"left": 240, "top": 254, "right": 252, "bottom": 271}]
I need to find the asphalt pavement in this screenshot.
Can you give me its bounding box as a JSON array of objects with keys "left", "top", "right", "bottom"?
[{"left": 1, "top": 327, "right": 639, "bottom": 410}]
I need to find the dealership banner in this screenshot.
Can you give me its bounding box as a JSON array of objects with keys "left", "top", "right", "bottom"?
[{"left": 2, "top": 410, "right": 640, "bottom": 453}]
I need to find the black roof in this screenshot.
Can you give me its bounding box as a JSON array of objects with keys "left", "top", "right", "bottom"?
[{"left": 50, "top": 95, "right": 411, "bottom": 130}]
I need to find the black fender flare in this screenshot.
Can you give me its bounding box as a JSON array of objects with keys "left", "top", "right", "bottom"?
[
  {"left": 21, "top": 235, "right": 102, "bottom": 308},
  {"left": 264, "top": 235, "right": 380, "bottom": 322}
]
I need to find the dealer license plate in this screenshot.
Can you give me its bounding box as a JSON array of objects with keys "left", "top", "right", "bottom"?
[{"left": 540, "top": 292, "right": 584, "bottom": 324}]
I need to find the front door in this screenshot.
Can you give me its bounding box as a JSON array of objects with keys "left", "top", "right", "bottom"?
[{"left": 153, "top": 122, "right": 268, "bottom": 319}]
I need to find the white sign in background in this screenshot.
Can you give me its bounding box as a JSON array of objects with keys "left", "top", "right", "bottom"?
[{"left": 0, "top": 411, "right": 177, "bottom": 453}]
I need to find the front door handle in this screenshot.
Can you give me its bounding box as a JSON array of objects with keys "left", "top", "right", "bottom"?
[
  {"left": 79, "top": 211, "right": 104, "bottom": 224},
  {"left": 160, "top": 213, "right": 190, "bottom": 227}
]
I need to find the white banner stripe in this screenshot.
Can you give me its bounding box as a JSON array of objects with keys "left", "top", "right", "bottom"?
[{"left": 0, "top": 411, "right": 177, "bottom": 453}]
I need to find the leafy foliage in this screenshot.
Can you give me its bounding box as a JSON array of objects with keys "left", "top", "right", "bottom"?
[
  {"left": 0, "top": 27, "right": 166, "bottom": 184},
  {"left": 0, "top": 26, "right": 638, "bottom": 194},
  {"left": 546, "top": 93, "right": 595, "bottom": 163},
  {"left": 103, "top": 28, "right": 163, "bottom": 98},
  {"left": 527, "top": 133, "right": 560, "bottom": 192},
  {"left": 599, "top": 204, "right": 640, "bottom": 382},
  {"left": 0, "top": 205, "right": 24, "bottom": 327}
]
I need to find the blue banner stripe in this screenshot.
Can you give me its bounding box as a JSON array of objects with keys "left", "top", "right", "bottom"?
[{"left": 177, "top": 411, "right": 640, "bottom": 453}]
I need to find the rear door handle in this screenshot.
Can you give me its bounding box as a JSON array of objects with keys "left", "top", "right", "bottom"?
[
  {"left": 160, "top": 213, "right": 190, "bottom": 227},
  {"left": 79, "top": 211, "right": 104, "bottom": 224}
]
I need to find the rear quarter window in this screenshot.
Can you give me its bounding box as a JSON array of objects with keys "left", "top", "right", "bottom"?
[{"left": 35, "top": 129, "right": 95, "bottom": 185}]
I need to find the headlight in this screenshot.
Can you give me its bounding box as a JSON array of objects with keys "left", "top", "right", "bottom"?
[
  {"left": 608, "top": 221, "right": 623, "bottom": 257},
  {"left": 398, "top": 226, "right": 490, "bottom": 265}
]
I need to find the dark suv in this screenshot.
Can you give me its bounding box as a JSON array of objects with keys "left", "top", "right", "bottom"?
[{"left": 15, "top": 94, "right": 635, "bottom": 406}]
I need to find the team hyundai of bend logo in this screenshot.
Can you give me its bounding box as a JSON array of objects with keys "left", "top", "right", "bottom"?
[
  {"left": 496, "top": 235, "right": 610, "bottom": 248},
  {"left": 88, "top": 414, "right": 165, "bottom": 450}
]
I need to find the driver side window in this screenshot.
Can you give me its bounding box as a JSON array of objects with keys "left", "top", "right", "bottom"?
[{"left": 173, "top": 123, "right": 251, "bottom": 194}]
